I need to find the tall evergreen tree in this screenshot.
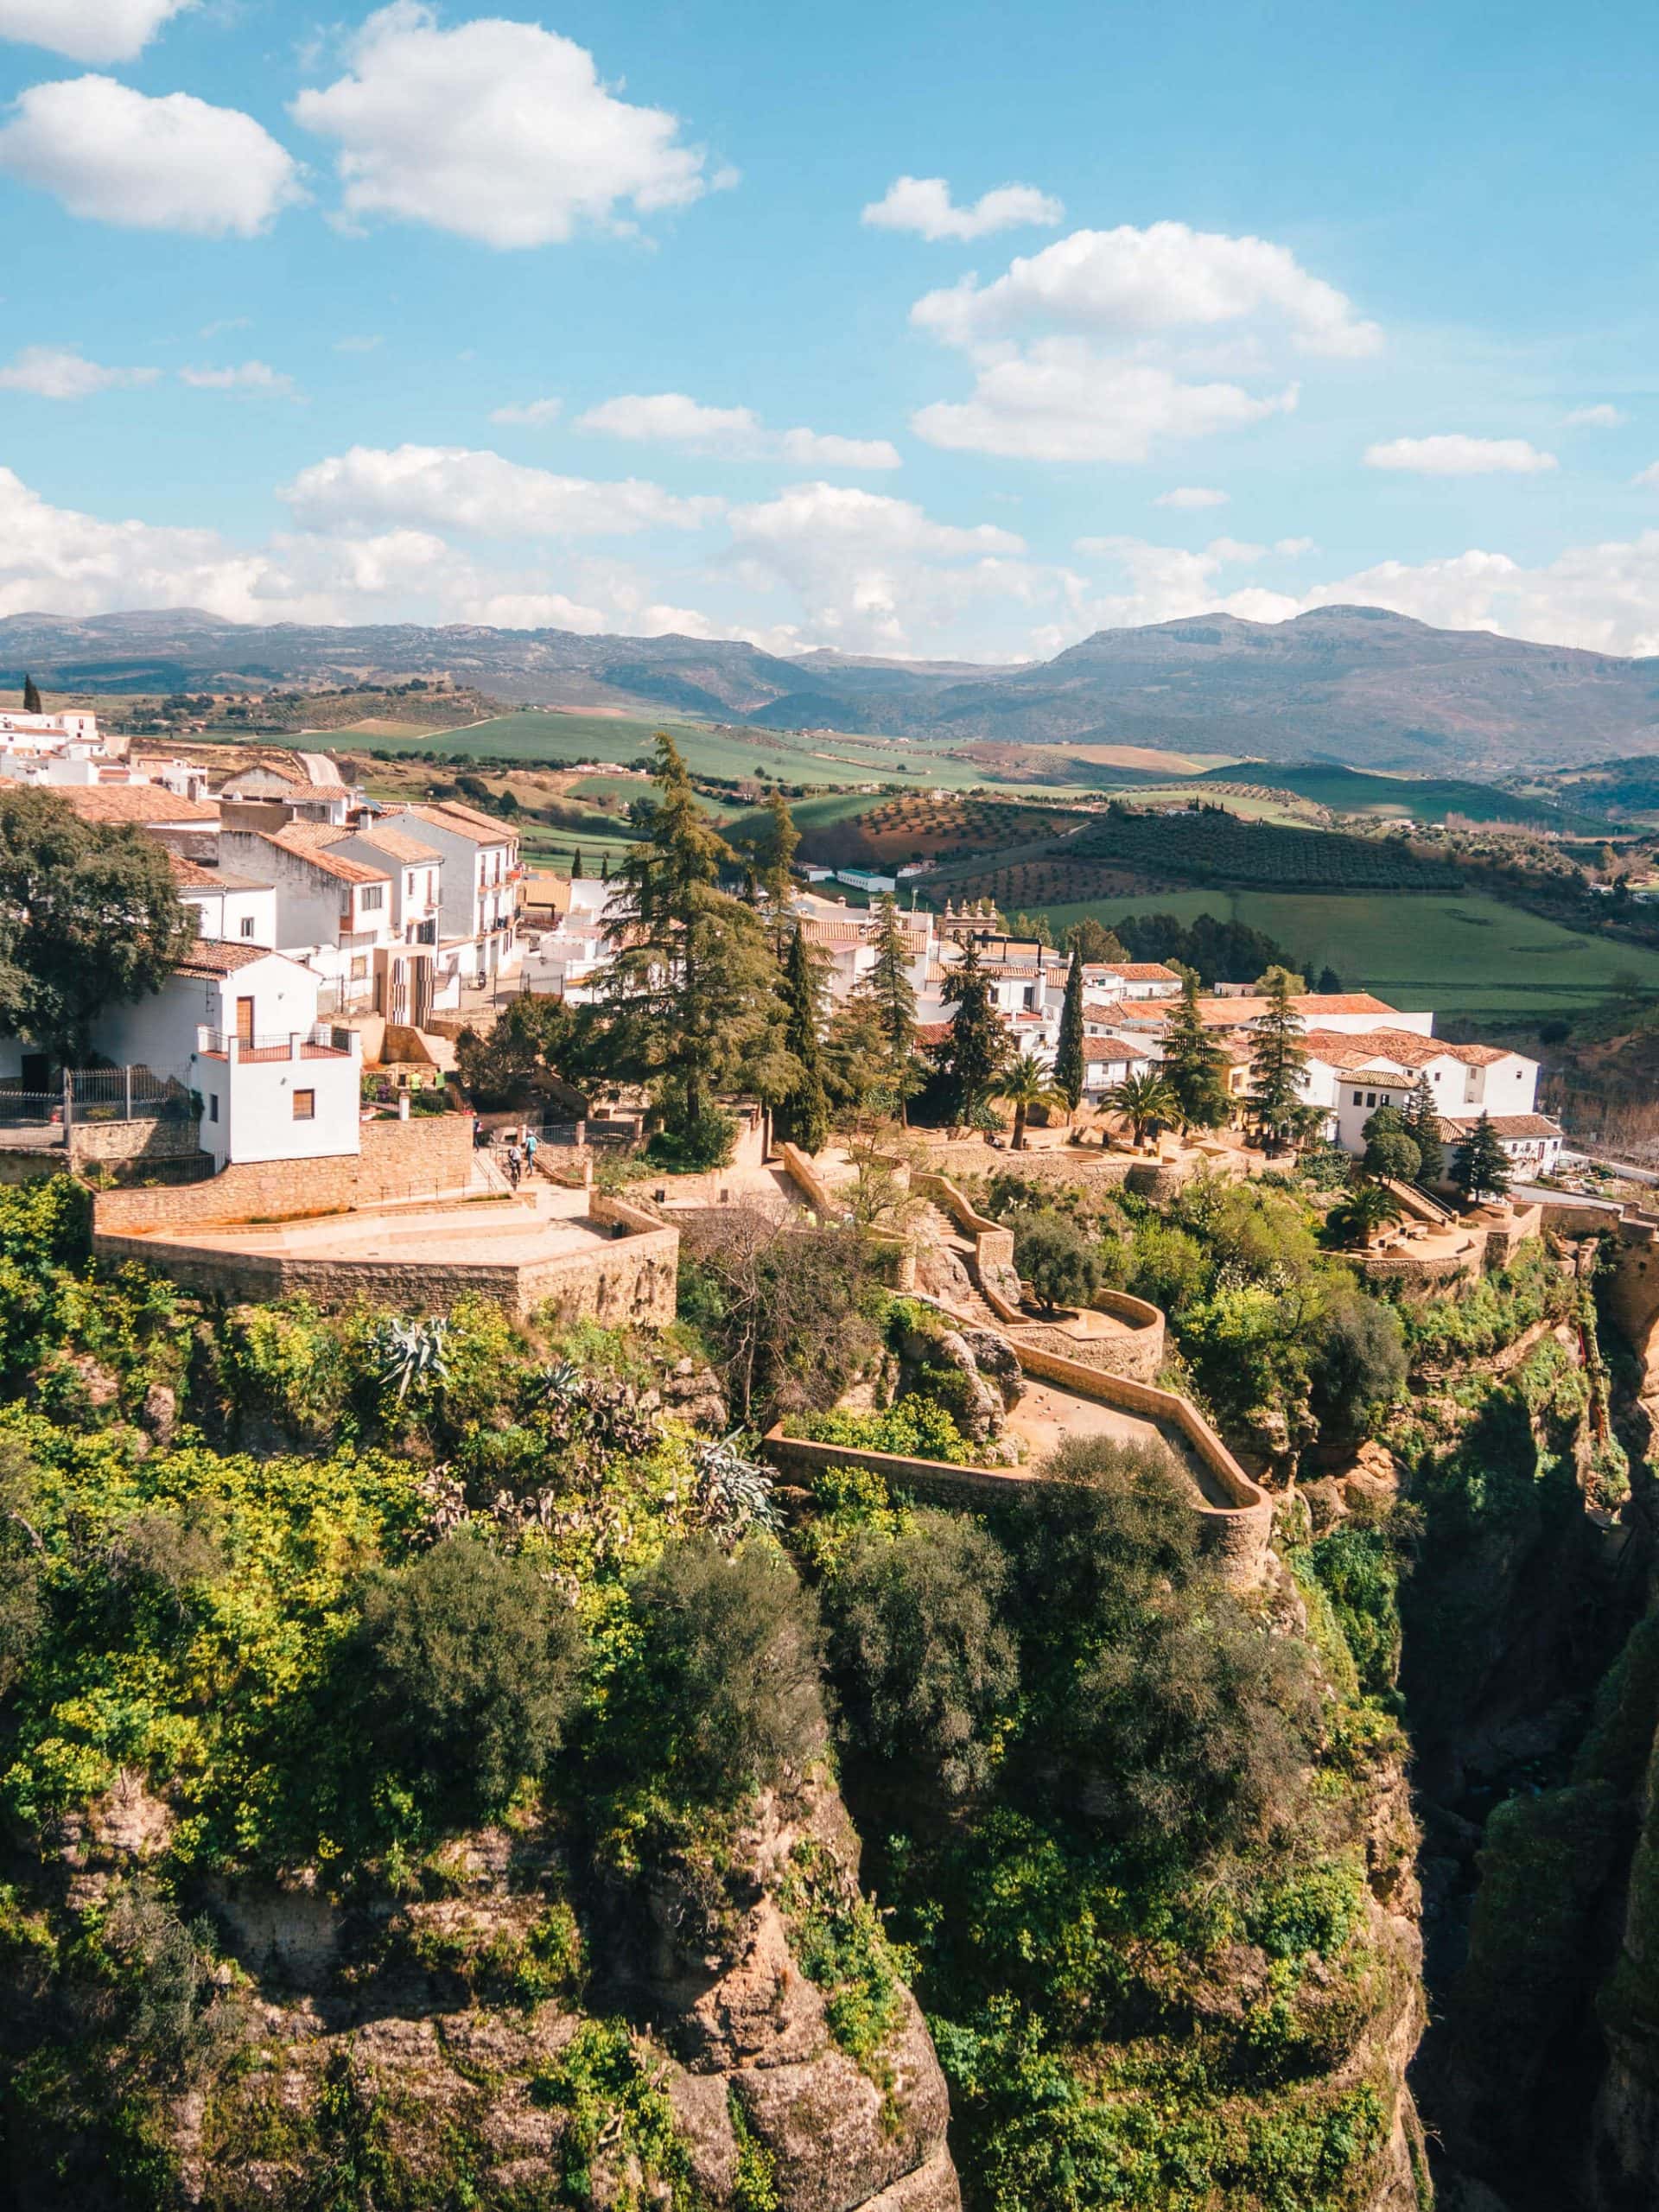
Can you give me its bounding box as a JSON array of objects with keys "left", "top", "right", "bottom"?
[
  {"left": 594, "top": 732, "right": 791, "bottom": 1145},
  {"left": 773, "top": 925, "right": 830, "bottom": 1154},
  {"left": 1246, "top": 967, "right": 1314, "bottom": 1148},
  {"left": 22, "top": 675, "right": 41, "bottom": 716},
  {"left": 1402, "top": 1073, "right": 1445, "bottom": 1185},
  {"left": 1160, "top": 970, "right": 1230, "bottom": 1130},
  {"left": 1450, "top": 1112, "right": 1511, "bottom": 1205},
  {"left": 1053, "top": 945, "right": 1086, "bottom": 1114},
  {"left": 570, "top": 848, "right": 583, "bottom": 879},
  {"left": 934, "top": 940, "right": 1006, "bottom": 1126},
  {"left": 850, "top": 894, "right": 918, "bottom": 1120}
]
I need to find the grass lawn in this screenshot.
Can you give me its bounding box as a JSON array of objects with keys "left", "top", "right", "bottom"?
[{"left": 1026, "top": 886, "right": 1659, "bottom": 1020}]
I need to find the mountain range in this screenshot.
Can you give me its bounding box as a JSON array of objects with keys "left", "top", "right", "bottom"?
[{"left": 3, "top": 603, "right": 1657, "bottom": 774}]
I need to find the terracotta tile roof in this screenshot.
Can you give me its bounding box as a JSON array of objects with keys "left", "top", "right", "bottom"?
[
  {"left": 914, "top": 1019, "right": 956, "bottom": 1046},
  {"left": 55, "top": 785, "right": 219, "bottom": 825},
  {"left": 1194, "top": 991, "right": 1400, "bottom": 1026},
  {"left": 350, "top": 823, "right": 440, "bottom": 864},
  {"left": 175, "top": 938, "right": 272, "bottom": 977},
  {"left": 1300, "top": 1027, "right": 1516, "bottom": 1073},
  {"left": 1439, "top": 1113, "right": 1563, "bottom": 1140},
  {"left": 1097, "top": 962, "right": 1180, "bottom": 982},
  {"left": 168, "top": 853, "right": 270, "bottom": 893},
  {"left": 1084, "top": 1037, "right": 1152, "bottom": 1063},
  {"left": 261, "top": 825, "right": 390, "bottom": 886},
  {"left": 406, "top": 801, "right": 513, "bottom": 844}
]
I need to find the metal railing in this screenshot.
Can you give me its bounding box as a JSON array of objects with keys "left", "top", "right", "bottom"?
[{"left": 196, "top": 1023, "right": 355, "bottom": 1058}]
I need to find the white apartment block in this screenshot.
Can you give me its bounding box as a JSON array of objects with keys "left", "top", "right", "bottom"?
[
  {"left": 219, "top": 824, "right": 397, "bottom": 1017},
  {"left": 392, "top": 803, "right": 523, "bottom": 990}
]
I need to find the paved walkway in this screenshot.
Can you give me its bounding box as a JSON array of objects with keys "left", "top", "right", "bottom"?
[{"left": 137, "top": 1180, "right": 613, "bottom": 1268}]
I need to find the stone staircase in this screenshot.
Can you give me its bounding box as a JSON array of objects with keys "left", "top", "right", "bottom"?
[{"left": 911, "top": 1200, "right": 1001, "bottom": 1330}]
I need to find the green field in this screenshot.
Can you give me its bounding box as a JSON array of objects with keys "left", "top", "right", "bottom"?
[
  {"left": 1200, "top": 761, "right": 1605, "bottom": 832},
  {"left": 1103, "top": 782, "right": 1317, "bottom": 825},
  {"left": 1026, "top": 886, "right": 1659, "bottom": 1020}
]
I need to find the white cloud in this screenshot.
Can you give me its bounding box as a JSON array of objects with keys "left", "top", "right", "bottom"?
[
  {"left": 281, "top": 442, "right": 723, "bottom": 538},
  {"left": 1635, "top": 461, "right": 1659, "bottom": 489},
  {"left": 0, "top": 0, "right": 192, "bottom": 63},
  {"left": 0, "top": 345, "right": 159, "bottom": 398},
  {"left": 1154, "top": 486, "right": 1229, "bottom": 509},
  {"left": 490, "top": 397, "right": 563, "bottom": 428},
  {"left": 1567, "top": 404, "right": 1626, "bottom": 429},
  {"left": 861, "top": 175, "right": 1063, "bottom": 243},
  {"left": 200, "top": 315, "right": 252, "bottom": 340},
  {"left": 291, "top": 3, "right": 722, "bottom": 248},
  {"left": 1363, "top": 435, "right": 1557, "bottom": 476},
  {"left": 913, "top": 341, "right": 1297, "bottom": 462},
  {"left": 577, "top": 391, "right": 900, "bottom": 468},
  {"left": 180, "top": 360, "right": 301, "bottom": 398},
  {"left": 912, "top": 221, "right": 1382, "bottom": 357},
  {"left": 1205, "top": 537, "right": 1266, "bottom": 564},
  {"left": 1295, "top": 537, "right": 1659, "bottom": 656},
  {"left": 1274, "top": 536, "right": 1317, "bottom": 556},
  {"left": 0, "top": 76, "right": 302, "bottom": 236},
  {"left": 909, "top": 221, "right": 1370, "bottom": 463},
  {"left": 334, "top": 334, "right": 383, "bottom": 354}
]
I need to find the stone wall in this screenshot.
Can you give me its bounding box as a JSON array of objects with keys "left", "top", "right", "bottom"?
[
  {"left": 69, "top": 1115, "right": 202, "bottom": 1167},
  {"left": 92, "top": 1114, "right": 479, "bottom": 1235},
  {"left": 92, "top": 1193, "right": 678, "bottom": 1325},
  {"left": 1008, "top": 1290, "right": 1165, "bottom": 1383}
]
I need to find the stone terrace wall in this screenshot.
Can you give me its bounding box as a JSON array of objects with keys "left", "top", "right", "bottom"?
[
  {"left": 92, "top": 1192, "right": 678, "bottom": 1325},
  {"left": 70, "top": 1116, "right": 202, "bottom": 1167},
  {"left": 92, "top": 1115, "right": 479, "bottom": 1235},
  {"left": 1009, "top": 1290, "right": 1166, "bottom": 1383}
]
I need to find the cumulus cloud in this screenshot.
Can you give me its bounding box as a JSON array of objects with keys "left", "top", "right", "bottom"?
[
  {"left": 334, "top": 334, "right": 383, "bottom": 354},
  {"left": 1567, "top": 404, "right": 1626, "bottom": 429},
  {"left": 909, "top": 221, "right": 1372, "bottom": 463},
  {"left": 578, "top": 391, "right": 900, "bottom": 468},
  {"left": 180, "top": 360, "right": 301, "bottom": 398},
  {"left": 291, "top": 3, "right": 724, "bottom": 248},
  {"left": 1635, "top": 461, "right": 1659, "bottom": 489},
  {"left": 281, "top": 443, "right": 723, "bottom": 538},
  {"left": 913, "top": 342, "right": 1297, "bottom": 463},
  {"left": 0, "top": 345, "right": 159, "bottom": 398},
  {"left": 0, "top": 75, "right": 302, "bottom": 236},
  {"left": 861, "top": 175, "right": 1063, "bottom": 242},
  {"left": 0, "top": 0, "right": 192, "bottom": 63},
  {"left": 912, "top": 221, "right": 1382, "bottom": 357},
  {"left": 1363, "top": 435, "right": 1557, "bottom": 476},
  {"left": 1274, "top": 537, "right": 1317, "bottom": 556},
  {"left": 490, "top": 397, "right": 563, "bottom": 428},
  {"left": 1154, "top": 486, "right": 1229, "bottom": 509},
  {"left": 1295, "top": 538, "right": 1659, "bottom": 656}
]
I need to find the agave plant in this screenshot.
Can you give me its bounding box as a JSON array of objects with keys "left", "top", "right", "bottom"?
[
  {"left": 692, "top": 1433, "right": 782, "bottom": 1540},
  {"left": 372, "top": 1315, "right": 451, "bottom": 1402},
  {"left": 538, "top": 1358, "right": 588, "bottom": 1407}
]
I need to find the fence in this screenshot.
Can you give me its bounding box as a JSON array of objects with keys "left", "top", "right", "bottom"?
[{"left": 0, "top": 1066, "right": 196, "bottom": 1135}]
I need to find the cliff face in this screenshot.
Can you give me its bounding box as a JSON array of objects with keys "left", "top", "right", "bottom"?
[{"left": 17, "top": 1772, "right": 958, "bottom": 2211}]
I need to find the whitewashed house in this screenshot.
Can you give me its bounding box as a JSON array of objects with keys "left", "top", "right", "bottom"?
[
  {"left": 168, "top": 854, "right": 277, "bottom": 949},
  {"left": 1439, "top": 1112, "right": 1566, "bottom": 1180},
  {"left": 1295, "top": 1028, "right": 1545, "bottom": 1153},
  {"left": 218, "top": 823, "right": 396, "bottom": 1016},
  {"left": 393, "top": 802, "right": 522, "bottom": 991},
  {"left": 89, "top": 940, "right": 360, "bottom": 1170}
]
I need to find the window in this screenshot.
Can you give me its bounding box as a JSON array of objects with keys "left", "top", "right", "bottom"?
[
  {"left": 350, "top": 955, "right": 368, "bottom": 981},
  {"left": 1365, "top": 1091, "right": 1376, "bottom": 1107},
  {"left": 359, "top": 884, "right": 385, "bottom": 912},
  {"left": 292, "top": 1090, "right": 315, "bottom": 1122},
  {"left": 1352, "top": 1090, "right": 1362, "bottom": 1104},
  {"left": 239, "top": 916, "right": 255, "bottom": 938},
  {"left": 207, "top": 1094, "right": 219, "bottom": 1123}
]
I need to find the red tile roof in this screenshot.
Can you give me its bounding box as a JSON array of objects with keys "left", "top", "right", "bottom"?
[
  {"left": 55, "top": 785, "right": 219, "bottom": 825},
  {"left": 175, "top": 939, "right": 272, "bottom": 978}
]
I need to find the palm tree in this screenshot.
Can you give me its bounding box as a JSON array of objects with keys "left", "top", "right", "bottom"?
[
  {"left": 1328, "top": 1182, "right": 1404, "bottom": 1249},
  {"left": 1106, "top": 1067, "right": 1179, "bottom": 1149},
  {"left": 993, "top": 1051, "right": 1065, "bottom": 1150}
]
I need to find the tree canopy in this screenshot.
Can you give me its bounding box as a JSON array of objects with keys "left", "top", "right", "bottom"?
[{"left": 0, "top": 789, "right": 194, "bottom": 1058}]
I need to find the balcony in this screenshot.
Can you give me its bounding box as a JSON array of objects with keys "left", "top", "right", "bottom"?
[{"left": 196, "top": 1023, "right": 359, "bottom": 1064}]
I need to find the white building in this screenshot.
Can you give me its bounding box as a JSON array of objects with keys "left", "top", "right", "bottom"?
[
  {"left": 393, "top": 802, "right": 522, "bottom": 988},
  {"left": 218, "top": 823, "right": 396, "bottom": 1016},
  {"left": 168, "top": 853, "right": 277, "bottom": 949},
  {"left": 1440, "top": 1112, "right": 1566, "bottom": 1180},
  {"left": 0, "top": 709, "right": 99, "bottom": 748},
  {"left": 88, "top": 941, "right": 360, "bottom": 1170},
  {"left": 1296, "top": 1028, "right": 1544, "bottom": 1153},
  {"left": 218, "top": 754, "right": 357, "bottom": 826}
]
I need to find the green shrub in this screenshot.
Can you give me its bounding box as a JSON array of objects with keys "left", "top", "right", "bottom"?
[
  {"left": 783, "top": 1399, "right": 974, "bottom": 1464},
  {"left": 823, "top": 1510, "right": 1018, "bottom": 1800},
  {"left": 340, "top": 1530, "right": 586, "bottom": 1827},
  {"left": 1014, "top": 1210, "right": 1103, "bottom": 1317},
  {"left": 613, "top": 1536, "right": 827, "bottom": 1808},
  {"left": 646, "top": 1106, "right": 737, "bottom": 1173}
]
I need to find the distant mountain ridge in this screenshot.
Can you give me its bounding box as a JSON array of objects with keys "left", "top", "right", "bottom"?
[{"left": 3, "top": 603, "right": 1656, "bottom": 773}]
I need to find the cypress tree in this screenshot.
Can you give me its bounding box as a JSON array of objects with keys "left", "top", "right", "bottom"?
[
  {"left": 1160, "top": 970, "right": 1230, "bottom": 1130},
  {"left": 1053, "top": 944, "right": 1085, "bottom": 1113},
  {"left": 936, "top": 940, "right": 1006, "bottom": 1126},
  {"left": 851, "top": 893, "right": 918, "bottom": 1120},
  {"left": 22, "top": 675, "right": 41, "bottom": 715},
  {"left": 596, "top": 732, "right": 791, "bottom": 1146},
  {"left": 570, "top": 848, "right": 583, "bottom": 879},
  {"left": 1246, "top": 967, "right": 1313, "bottom": 1148},
  {"left": 1450, "top": 1111, "right": 1511, "bottom": 1205},
  {"left": 773, "top": 925, "right": 830, "bottom": 1154},
  {"left": 1402, "top": 1073, "right": 1444, "bottom": 1185}
]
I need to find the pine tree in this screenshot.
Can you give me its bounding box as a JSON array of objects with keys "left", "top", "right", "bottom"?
[
  {"left": 594, "top": 732, "right": 791, "bottom": 1146},
  {"left": 22, "top": 675, "right": 41, "bottom": 716},
  {"left": 1246, "top": 967, "right": 1314, "bottom": 1148},
  {"left": 773, "top": 925, "right": 830, "bottom": 1154},
  {"left": 850, "top": 893, "right": 918, "bottom": 1120},
  {"left": 1450, "top": 1111, "right": 1511, "bottom": 1205},
  {"left": 570, "top": 848, "right": 583, "bottom": 879},
  {"left": 935, "top": 940, "right": 1007, "bottom": 1126},
  {"left": 1053, "top": 944, "right": 1085, "bottom": 1113},
  {"left": 1160, "top": 969, "right": 1230, "bottom": 1130},
  {"left": 1402, "top": 1073, "right": 1444, "bottom": 1185}
]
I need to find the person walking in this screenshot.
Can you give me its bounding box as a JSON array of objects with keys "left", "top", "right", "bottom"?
[
  {"left": 524, "top": 1128, "right": 539, "bottom": 1174},
  {"left": 506, "top": 1141, "right": 522, "bottom": 1189}
]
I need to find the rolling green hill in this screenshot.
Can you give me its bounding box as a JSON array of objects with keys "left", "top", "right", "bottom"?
[{"left": 1203, "top": 760, "right": 1602, "bottom": 831}]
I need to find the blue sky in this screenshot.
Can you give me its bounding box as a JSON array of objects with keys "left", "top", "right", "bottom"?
[{"left": 1, "top": 0, "right": 1656, "bottom": 660}]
